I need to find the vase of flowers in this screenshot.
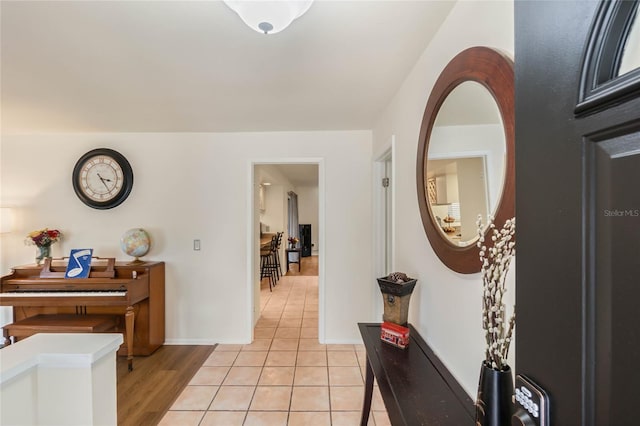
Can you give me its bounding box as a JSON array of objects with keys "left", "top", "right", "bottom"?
[
  {"left": 288, "top": 236, "right": 299, "bottom": 249},
  {"left": 25, "top": 228, "right": 62, "bottom": 265},
  {"left": 475, "top": 216, "right": 515, "bottom": 426}
]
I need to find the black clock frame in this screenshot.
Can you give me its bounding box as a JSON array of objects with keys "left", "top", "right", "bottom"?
[{"left": 72, "top": 148, "right": 134, "bottom": 210}]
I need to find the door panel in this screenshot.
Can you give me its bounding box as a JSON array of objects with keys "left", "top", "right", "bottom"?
[
  {"left": 593, "top": 133, "right": 640, "bottom": 425},
  {"left": 516, "top": 1, "right": 640, "bottom": 424}
]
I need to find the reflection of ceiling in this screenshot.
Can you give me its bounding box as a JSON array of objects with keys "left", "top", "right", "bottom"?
[
  {"left": 0, "top": 1, "right": 455, "bottom": 133},
  {"left": 271, "top": 164, "right": 319, "bottom": 187},
  {"left": 434, "top": 81, "right": 502, "bottom": 126}
]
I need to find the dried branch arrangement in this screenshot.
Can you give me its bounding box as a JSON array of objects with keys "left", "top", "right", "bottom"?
[{"left": 477, "top": 216, "right": 516, "bottom": 371}]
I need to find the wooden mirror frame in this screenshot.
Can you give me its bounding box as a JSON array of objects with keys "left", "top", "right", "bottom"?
[{"left": 416, "top": 46, "right": 515, "bottom": 274}]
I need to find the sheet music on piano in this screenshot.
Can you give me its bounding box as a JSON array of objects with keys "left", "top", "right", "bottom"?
[
  {"left": 65, "top": 249, "right": 93, "bottom": 278},
  {"left": 40, "top": 256, "right": 116, "bottom": 279}
]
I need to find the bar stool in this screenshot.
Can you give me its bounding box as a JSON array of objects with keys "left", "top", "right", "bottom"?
[
  {"left": 273, "top": 232, "right": 283, "bottom": 278},
  {"left": 260, "top": 235, "right": 278, "bottom": 291}
]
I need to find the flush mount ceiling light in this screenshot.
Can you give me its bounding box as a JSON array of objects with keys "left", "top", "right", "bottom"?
[{"left": 223, "top": 1, "right": 314, "bottom": 34}]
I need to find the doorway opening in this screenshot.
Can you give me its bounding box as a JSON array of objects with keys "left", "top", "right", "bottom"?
[
  {"left": 250, "top": 161, "right": 323, "bottom": 344},
  {"left": 373, "top": 138, "right": 395, "bottom": 320}
]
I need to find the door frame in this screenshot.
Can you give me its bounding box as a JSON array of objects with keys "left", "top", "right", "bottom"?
[
  {"left": 247, "top": 158, "right": 325, "bottom": 342},
  {"left": 372, "top": 136, "right": 395, "bottom": 320}
]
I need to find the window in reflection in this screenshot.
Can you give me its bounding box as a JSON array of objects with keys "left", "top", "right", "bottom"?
[{"left": 618, "top": 5, "right": 640, "bottom": 76}]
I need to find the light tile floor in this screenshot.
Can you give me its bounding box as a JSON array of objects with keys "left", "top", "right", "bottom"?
[{"left": 160, "top": 275, "right": 390, "bottom": 425}]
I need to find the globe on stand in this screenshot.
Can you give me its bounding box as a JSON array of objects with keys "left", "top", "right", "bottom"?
[{"left": 120, "top": 228, "right": 151, "bottom": 264}]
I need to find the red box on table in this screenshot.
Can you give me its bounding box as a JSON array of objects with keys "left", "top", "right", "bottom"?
[{"left": 380, "top": 321, "right": 410, "bottom": 349}]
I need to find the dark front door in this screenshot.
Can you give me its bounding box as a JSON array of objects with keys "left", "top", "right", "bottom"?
[{"left": 516, "top": 1, "right": 640, "bottom": 425}]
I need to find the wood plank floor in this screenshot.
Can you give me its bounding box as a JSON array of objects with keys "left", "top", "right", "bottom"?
[{"left": 117, "top": 345, "right": 215, "bottom": 426}]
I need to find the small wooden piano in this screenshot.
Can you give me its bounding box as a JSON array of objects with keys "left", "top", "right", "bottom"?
[{"left": 0, "top": 258, "right": 165, "bottom": 371}]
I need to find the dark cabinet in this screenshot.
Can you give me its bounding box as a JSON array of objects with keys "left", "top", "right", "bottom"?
[{"left": 299, "top": 224, "right": 312, "bottom": 257}]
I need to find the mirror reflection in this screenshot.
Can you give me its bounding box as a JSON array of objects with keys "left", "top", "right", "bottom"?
[
  {"left": 425, "top": 81, "right": 505, "bottom": 246},
  {"left": 618, "top": 5, "right": 640, "bottom": 76}
]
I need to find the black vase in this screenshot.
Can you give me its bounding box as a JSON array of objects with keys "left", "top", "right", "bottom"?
[{"left": 475, "top": 361, "right": 514, "bottom": 426}]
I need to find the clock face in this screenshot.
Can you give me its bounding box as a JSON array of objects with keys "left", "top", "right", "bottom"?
[
  {"left": 80, "top": 155, "right": 124, "bottom": 202},
  {"left": 73, "top": 148, "right": 133, "bottom": 209}
]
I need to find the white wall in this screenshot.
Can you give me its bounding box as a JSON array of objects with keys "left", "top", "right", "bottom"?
[
  {"left": 372, "top": 0, "right": 515, "bottom": 397},
  {"left": 256, "top": 164, "right": 296, "bottom": 236},
  {"left": 0, "top": 130, "right": 373, "bottom": 344},
  {"left": 260, "top": 184, "right": 287, "bottom": 234}
]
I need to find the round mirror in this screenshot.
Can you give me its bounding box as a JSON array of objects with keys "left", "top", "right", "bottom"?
[{"left": 417, "top": 46, "right": 514, "bottom": 274}]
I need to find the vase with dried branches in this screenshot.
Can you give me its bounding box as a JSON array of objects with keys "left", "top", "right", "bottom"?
[{"left": 475, "top": 216, "right": 516, "bottom": 426}]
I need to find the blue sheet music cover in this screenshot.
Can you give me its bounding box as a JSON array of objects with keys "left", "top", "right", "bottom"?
[{"left": 65, "top": 249, "right": 93, "bottom": 278}]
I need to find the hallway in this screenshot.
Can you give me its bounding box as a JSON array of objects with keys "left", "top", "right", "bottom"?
[{"left": 160, "top": 272, "right": 390, "bottom": 425}]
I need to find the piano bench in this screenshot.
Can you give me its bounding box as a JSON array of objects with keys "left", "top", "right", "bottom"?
[{"left": 3, "top": 314, "right": 118, "bottom": 343}]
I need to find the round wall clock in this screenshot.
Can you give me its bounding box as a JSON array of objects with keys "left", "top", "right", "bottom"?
[{"left": 72, "top": 148, "right": 134, "bottom": 209}]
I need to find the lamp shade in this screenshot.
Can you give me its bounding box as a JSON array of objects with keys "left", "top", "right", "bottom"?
[{"left": 224, "top": 1, "right": 313, "bottom": 34}]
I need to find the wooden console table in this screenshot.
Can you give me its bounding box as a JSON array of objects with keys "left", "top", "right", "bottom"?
[
  {"left": 285, "top": 248, "right": 302, "bottom": 272},
  {"left": 358, "top": 323, "right": 475, "bottom": 425}
]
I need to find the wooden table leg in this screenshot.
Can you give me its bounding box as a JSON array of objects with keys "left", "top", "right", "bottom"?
[
  {"left": 125, "top": 306, "right": 135, "bottom": 371},
  {"left": 360, "top": 354, "right": 374, "bottom": 426}
]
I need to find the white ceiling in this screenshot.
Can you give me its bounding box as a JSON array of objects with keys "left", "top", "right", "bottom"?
[
  {"left": 257, "top": 163, "right": 319, "bottom": 187},
  {"left": 271, "top": 164, "right": 319, "bottom": 186},
  {"left": 0, "top": 0, "right": 456, "bottom": 133}
]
